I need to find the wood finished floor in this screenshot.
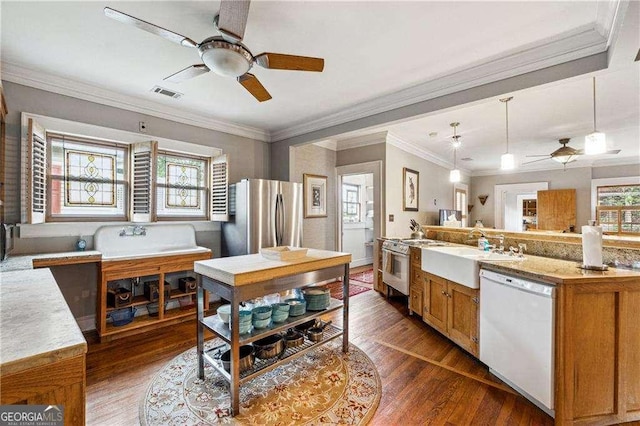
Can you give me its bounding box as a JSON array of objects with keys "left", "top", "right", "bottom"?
[{"left": 85, "top": 266, "right": 554, "bottom": 425}]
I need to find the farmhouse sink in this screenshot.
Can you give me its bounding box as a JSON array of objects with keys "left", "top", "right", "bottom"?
[
  {"left": 95, "top": 224, "right": 210, "bottom": 261},
  {"left": 421, "top": 245, "right": 521, "bottom": 288}
]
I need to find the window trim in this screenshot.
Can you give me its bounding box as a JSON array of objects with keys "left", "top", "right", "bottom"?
[
  {"left": 45, "top": 133, "right": 130, "bottom": 222},
  {"left": 20, "top": 112, "right": 226, "bottom": 236}
]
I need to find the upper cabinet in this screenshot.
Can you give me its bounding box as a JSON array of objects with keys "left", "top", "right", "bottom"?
[{"left": 537, "top": 189, "right": 576, "bottom": 232}]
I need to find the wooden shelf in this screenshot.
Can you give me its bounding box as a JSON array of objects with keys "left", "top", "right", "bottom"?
[
  {"left": 106, "top": 295, "right": 152, "bottom": 312},
  {"left": 169, "top": 288, "right": 196, "bottom": 299},
  {"left": 201, "top": 298, "right": 343, "bottom": 345}
]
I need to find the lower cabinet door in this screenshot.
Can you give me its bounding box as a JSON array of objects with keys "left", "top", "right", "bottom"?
[
  {"left": 447, "top": 282, "right": 479, "bottom": 357},
  {"left": 423, "top": 273, "right": 448, "bottom": 333},
  {"left": 410, "top": 286, "right": 423, "bottom": 316}
]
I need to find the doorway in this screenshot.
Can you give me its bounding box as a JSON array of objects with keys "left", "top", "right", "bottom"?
[
  {"left": 494, "top": 182, "right": 548, "bottom": 231},
  {"left": 336, "top": 161, "right": 383, "bottom": 268}
]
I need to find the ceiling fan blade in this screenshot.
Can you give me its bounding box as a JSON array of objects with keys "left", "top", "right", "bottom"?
[
  {"left": 238, "top": 73, "right": 272, "bottom": 102},
  {"left": 606, "top": 149, "right": 621, "bottom": 154},
  {"left": 525, "top": 154, "right": 552, "bottom": 158},
  {"left": 254, "top": 53, "right": 324, "bottom": 72},
  {"left": 522, "top": 157, "right": 552, "bottom": 165},
  {"left": 217, "top": 0, "right": 251, "bottom": 43},
  {"left": 104, "top": 7, "right": 197, "bottom": 48},
  {"left": 164, "top": 64, "right": 210, "bottom": 83}
]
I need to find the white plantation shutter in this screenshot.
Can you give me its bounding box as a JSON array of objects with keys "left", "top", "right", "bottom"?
[
  {"left": 130, "top": 141, "right": 157, "bottom": 223},
  {"left": 210, "top": 154, "right": 228, "bottom": 222},
  {"left": 26, "top": 118, "right": 47, "bottom": 224}
]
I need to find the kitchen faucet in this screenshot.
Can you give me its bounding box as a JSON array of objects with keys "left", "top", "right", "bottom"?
[{"left": 466, "top": 228, "right": 488, "bottom": 241}]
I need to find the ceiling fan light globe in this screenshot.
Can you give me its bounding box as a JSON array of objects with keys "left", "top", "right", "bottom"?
[
  {"left": 552, "top": 155, "right": 577, "bottom": 164},
  {"left": 201, "top": 48, "right": 251, "bottom": 77},
  {"left": 449, "top": 169, "right": 461, "bottom": 183},
  {"left": 584, "top": 132, "right": 607, "bottom": 155},
  {"left": 500, "top": 153, "right": 515, "bottom": 170}
]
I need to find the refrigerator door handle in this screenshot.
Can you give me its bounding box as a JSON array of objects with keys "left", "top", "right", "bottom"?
[{"left": 275, "top": 193, "right": 284, "bottom": 246}]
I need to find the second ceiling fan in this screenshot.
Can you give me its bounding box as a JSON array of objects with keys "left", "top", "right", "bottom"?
[
  {"left": 104, "top": 0, "right": 324, "bottom": 102},
  {"left": 523, "top": 138, "right": 620, "bottom": 166}
]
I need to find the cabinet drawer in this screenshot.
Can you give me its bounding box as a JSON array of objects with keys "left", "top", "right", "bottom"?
[
  {"left": 410, "top": 247, "right": 421, "bottom": 266},
  {"left": 411, "top": 268, "right": 424, "bottom": 288},
  {"left": 410, "top": 287, "right": 423, "bottom": 316}
]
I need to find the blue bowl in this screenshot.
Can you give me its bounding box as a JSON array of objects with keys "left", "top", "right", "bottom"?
[
  {"left": 272, "top": 302, "right": 291, "bottom": 313},
  {"left": 252, "top": 306, "right": 273, "bottom": 320},
  {"left": 239, "top": 310, "right": 253, "bottom": 324},
  {"left": 272, "top": 311, "right": 289, "bottom": 323},
  {"left": 252, "top": 317, "right": 271, "bottom": 329},
  {"left": 110, "top": 307, "right": 137, "bottom": 326}
]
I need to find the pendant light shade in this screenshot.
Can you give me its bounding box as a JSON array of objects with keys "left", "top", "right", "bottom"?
[
  {"left": 499, "top": 97, "right": 515, "bottom": 170},
  {"left": 449, "top": 122, "right": 461, "bottom": 183},
  {"left": 449, "top": 168, "right": 461, "bottom": 183},
  {"left": 585, "top": 76, "right": 606, "bottom": 155},
  {"left": 500, "top": 153, "right": 515, "bottom": 170}
]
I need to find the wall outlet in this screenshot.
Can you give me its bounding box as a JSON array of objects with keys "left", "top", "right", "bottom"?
[
  {"left": 389, "top": 214, "right": 394, "bottom": 222},
  {"left": 139, "top": 121, "right": 147, "bottom": 133}
]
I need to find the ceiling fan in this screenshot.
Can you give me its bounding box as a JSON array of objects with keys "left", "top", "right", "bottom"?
[
  {"left": 104, "top": 1, "right": 324, "bottom": 102},
  {"left": 522, "top": 138, "right": 620, "bottom": 166}
]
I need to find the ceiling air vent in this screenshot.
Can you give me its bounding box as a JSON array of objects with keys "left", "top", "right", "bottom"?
[
  {"left": 150, "top": 86, "right": 183, "bottom": 99},
  {"left": 461, "top": 157, "right": 474, "bottom": 161}
]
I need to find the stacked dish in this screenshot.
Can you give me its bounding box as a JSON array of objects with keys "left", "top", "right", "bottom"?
[
  {"left": 285, "top": 298, "right": 307, "bottom": 316},
  {"left": 303, "top": 288, "right": 330, "bottom": 311},
  {"left": 252, "top": 306, "right": 272, "bottom": 329},
  {"left": 228, "top": 310, "right": 253, "bottom": 334},
  {"left": 271, "top": 302, "right": 290, "bottom": 323}
]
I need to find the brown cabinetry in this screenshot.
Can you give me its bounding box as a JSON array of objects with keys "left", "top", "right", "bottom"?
[
  {"left": 374, "top": 239, "right": 387, "bottom": 294},
  {"left": 409, "top": 247, "right": 423, "bottom": 316},
  {"left": 556, "top": 279, "right": 640, "bottom": 424},
  {"left": 537, "top": 189, "right": 576, "bottom": 231},
  {"left": 98, "top": 251, "right": 211, "bottom": 340},
  {"left": 422, "top": 272, "right": 479, "bottom": 357}
]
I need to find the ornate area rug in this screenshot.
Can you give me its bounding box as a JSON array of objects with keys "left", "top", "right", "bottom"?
[
  {"left": 140, "top": 339, "right": 381, "bottom": 425},
  {"left": 325, "top": 281, "right": 371, "bottom": 301},
  {"left": 349, "top": 269, "right": 374, "bottom": 285}
]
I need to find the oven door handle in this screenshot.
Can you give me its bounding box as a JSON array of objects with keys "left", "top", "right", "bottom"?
[{"left": 382, "top": 249, "right": 409, "bottom": 258}]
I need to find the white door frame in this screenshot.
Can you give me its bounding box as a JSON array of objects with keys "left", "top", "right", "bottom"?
[
  {"left": 494, "top": 182, "right": 548, "bottom": 229},
  {"left": 335, "top": 161, "right": 384, "bottom": 254}
]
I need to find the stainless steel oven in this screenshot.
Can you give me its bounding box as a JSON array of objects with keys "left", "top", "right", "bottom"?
[{"left": 381, "top": 240, "right": 410, "bottom": 295}]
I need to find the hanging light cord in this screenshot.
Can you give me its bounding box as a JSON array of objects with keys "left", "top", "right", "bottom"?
[
  {"left": 505, "top": 99, "right": 510, "bottom": 153},
  {"left": 592, "top": 77, "right": 597, "bottom": 131}
]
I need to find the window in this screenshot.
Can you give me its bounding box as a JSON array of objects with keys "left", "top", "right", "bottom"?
[
  {"left": 47, "top": 134, "right": 128, "bottom": 221},
  {"left": 156, "top": 151, "right": 208, "bottom": 219},
  {"left": 596, "top": 184, "right": 640, "bottom": 235},
  {"left": 23, "top": 115, "right": 228, "bottom": 224},
  {"left": 342, "top": 184, "right": 360, "bottom": 223}
]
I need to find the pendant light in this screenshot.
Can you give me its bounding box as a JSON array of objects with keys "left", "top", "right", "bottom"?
[
  {"left": 449, "top": 122, "right": 461, "bottom": 183},
  {"left": 585, "top": 76, "right": 606, "bottom": 155},
  {"left": 500, "top": 97, "right": 515, "bottom": 170}
]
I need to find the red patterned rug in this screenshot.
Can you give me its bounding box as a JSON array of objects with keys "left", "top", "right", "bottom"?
[
  {"left": 349, "top": 269, "right": 374, "bottom": 284},
  {"left": 325, "top": 281, "right": 371, "bottom": 301}
]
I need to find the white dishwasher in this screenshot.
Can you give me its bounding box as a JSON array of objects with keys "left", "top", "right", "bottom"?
[{"left": 479, "top": 269, "right": 555, "bottom": 416}]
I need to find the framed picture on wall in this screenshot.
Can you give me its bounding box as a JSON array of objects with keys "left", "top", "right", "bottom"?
[
  {"left": 303, "top": 173, "right": 328, "bottom": 218},
  {"left": 403, "top": 167, "right": 419, "bottom": 211}
]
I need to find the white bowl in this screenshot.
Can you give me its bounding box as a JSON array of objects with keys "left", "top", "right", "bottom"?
[{"left": 217, "top": 304, "right": 231, "bottom": 323}]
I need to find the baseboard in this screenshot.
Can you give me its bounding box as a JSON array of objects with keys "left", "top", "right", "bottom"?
[
  {"left": 76, "top": 314, "right": 96, "bottom": 332},
  {"left": 351, "top": 258, "right": 373, "bottom": 268}
]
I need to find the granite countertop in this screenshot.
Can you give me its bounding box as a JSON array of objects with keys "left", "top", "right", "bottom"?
[
  {"left": 195, "top": 249, "right": 351, "bottom": 286},
  {"left": 0, "top": 268, "right": 87, "bottom": 376},
  {"left": 479, "top": 254, "right": 640, "bottom": 285},
  {"left": 0, "top": 250, "right": 102, "bottom": 272}
]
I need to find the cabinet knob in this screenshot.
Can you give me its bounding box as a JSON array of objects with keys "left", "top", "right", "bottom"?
[
  {"left": 446, "top": 293, "right": 452, "bottom": 298},
  {"left": 441, "top": 290, "right": 446, "bottom": 295},
  {"left": 472, "top": 297, "right": 479, "bottom": 304},
  {"left": 472, "top": 337, "right": 479, "bottom": 343}
]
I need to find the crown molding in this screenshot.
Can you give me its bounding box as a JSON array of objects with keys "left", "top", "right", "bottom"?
[
  {"left": 271, "top": 22, "right": 614, "bottom": 143},
  {"left": 1, "top": 61, "right": 270, "bottom": 142},
  {"left": 596, "top": 0, "right": 627, "bottom": 47},
  {"left": 386, "top": 132, "right": 471, "bottom": 176},
  {"left": 313, "top": 131, "right": 389, "bottom": 151},
  {"left": 312, "top": 139, "right": 338, "bottom": 151}
]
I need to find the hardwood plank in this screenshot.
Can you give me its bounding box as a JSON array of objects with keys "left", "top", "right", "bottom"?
[{"left": 85, "top": 282, "right": 554, "bottom": 425}]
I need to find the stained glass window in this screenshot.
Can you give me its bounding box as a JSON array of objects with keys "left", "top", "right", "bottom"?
[
  {"left": 48, "top": 135, "right": 127, "bottom": 219},
  {"left": 156, "top": 151, "right": 208, "bottom": 218}
]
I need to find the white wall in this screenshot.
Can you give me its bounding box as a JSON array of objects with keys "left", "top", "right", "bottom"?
[
  {"left": 290, "top": 144, "right": 337, "bottom": 251},
  {"left": 385, "top": 143, "right": 461, "bottom": 237}
]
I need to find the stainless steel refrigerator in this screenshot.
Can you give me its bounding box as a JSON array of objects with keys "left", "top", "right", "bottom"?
[{"left": 222, "top": 179, "right": 303, "bottom": 256}]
